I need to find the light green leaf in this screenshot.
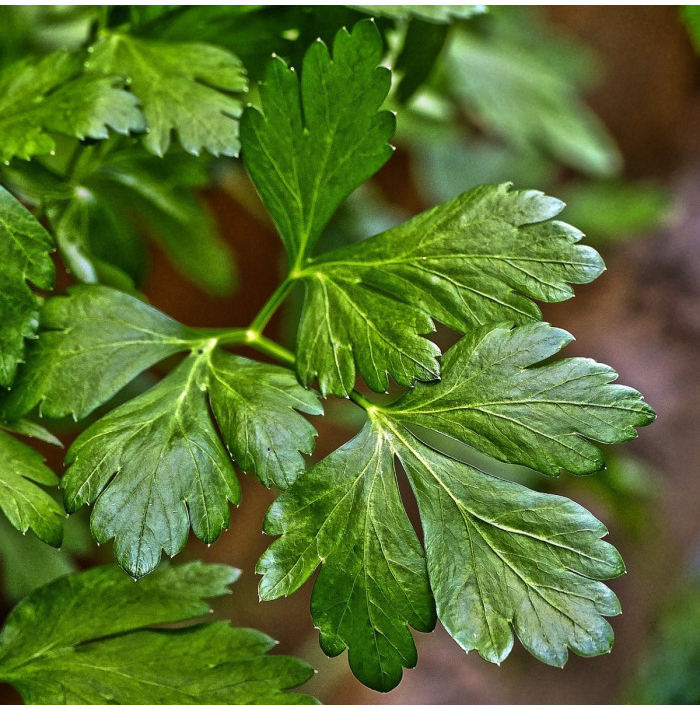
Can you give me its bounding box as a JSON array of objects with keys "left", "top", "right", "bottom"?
[
  {"left": 0, "top": 430, "right": 63, "bottom": 547},
  {"left": 391, "top": 322, "right": 657, "bottom": 475},
  {"left": 258, "top": 420, "right": 436, "bottom": 692},
  {"left": 208, "top": 349, "right": 322, "bottom": 489},
  {"left": 352, "top": 5, "right": 486, "bottom": 22},
  {"left": 0, "top": 48, "right": 144, "bottom": 163},
  {"left": 260, "top": 411, "right": 628, "bottom": 690},
  {"left": 0, "top": 418, "right": 62, "bottom": 446},
  {"left": 240, "top": 19, "right": 395, "bottom": 263},
  {"left": 446, "top": 19, "right": 620, "bottom": 176},
  {"left": 294, "top": 183, "right": 604, "bottom": 396},
  {"left": 3, "top": 285, "right": 194, "bottom": 421},
  {"left": 0, "top": 562, "right": 318, "bottom": 704},
  {"left": 63, "top": 354, "right": 239, "bottom": 578},
  {"left": 86, "top": 34, "right": 246, "bottom": 156},
  {"left": 0, "top": 185, "right": 55, "bottom": 388},
  {"left": 391, "top": 427, "right": 624, "bottom": 667}
]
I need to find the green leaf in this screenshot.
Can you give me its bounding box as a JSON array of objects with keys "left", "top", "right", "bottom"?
[
  {"left": 89, "top": 150, "right": 238, "bottom": 295},
  {"left": 260, "top": 410, "right": 628, "bottom": 690},
  {"left": 0, "top": 185, "right": 55, "bottom": 388},
  {"left": 258, "top": 420, "right": 436, "bottom": 692},
  {"left": 0, "top": 562, "right": 318, "bottom": 704},
  {"left": 0, "top": 430, "right": 63, "bottom": 547},
  {"left": 0, "top": 49, "right": 144, "bottom": 163},
  {"left": 240, "top": 19, "right": 395, "bottom": 263},
  {"left": 682, "top": 5, "right": 700, "bottom": 53},
  {"left": 391, "top": 322, "right": 657, "bottom": 475},
  {"left": 208, "top": 349, "right": 322, "bottom": 489},
  {"left": 86, "top": 34, "right": 246, "bottom": 156},
  {"left": 446, "top": 18, "right": 621, "bottom": 176},
  {"left": 63, "top": 354, "right": 239, "bottom": 578},
  {"left": 3, "top": 285, "right": 193, "bottom": 420},
  {"left": 392, "top": 429, "right": 624, "bottom": 667},
  {"left": 352, "top": 5, "right": 486, "bottom": 22},
  {"left": 294, "top": 183, "right": 604, "bottom": 396}
]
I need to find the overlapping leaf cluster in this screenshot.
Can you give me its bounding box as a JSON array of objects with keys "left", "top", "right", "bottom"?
[{"left": 0, "top": 7, "right": 657, "bottom": 701}]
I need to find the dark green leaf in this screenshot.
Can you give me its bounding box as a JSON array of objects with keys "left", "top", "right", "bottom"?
[
  {"left": 260, "top": 409, "right": 628, "bottom": 689},
  {"left": 86, "top": 34, "right": 247, "bottom": 156},
  {"left": 0, "top": 49, "right": 144, "bottom": 163},
  {"left": 258, "top": 420, "right": 436, "bottom": 691},
  {"left": 294, "top": 183, "right": 604, "bottom": 396},
  {"left": 0, "top": 186, "right": 55, "bottom": 388},
  {"left": 63, "top": 354, "right": 239, "bottom": 578},
  {"left": 241, "top": 20, "right": 395, "bottom": 262},
  {"left": 392, "top": 427, "right": 624, "bottom": 667},
  {"left": 208, "top": 349, "right": 322, "bottom": 489},
  {"left": 90, "top": 150, "right": 238, "bottom": 295},
  {"left": 391, "top": 322, "right": 656, "bottom": 475},
  {"left": 0, "top": 430, "right": 63, "bottom": 547},
  {"left": 0, "top": 562, "right": 317, "bottom": 704},
  {"left": 3, "top": 285, "right": 193, "bottom": 421}
]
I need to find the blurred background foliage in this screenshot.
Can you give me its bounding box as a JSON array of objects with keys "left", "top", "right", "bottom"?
[{"left": 0, "top": 4, "right": 698, "bottom": 704}]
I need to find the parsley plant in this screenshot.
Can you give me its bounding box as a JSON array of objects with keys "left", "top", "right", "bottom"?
[{"left": 0, "top": 6, "right": 655, "bottom": 701}]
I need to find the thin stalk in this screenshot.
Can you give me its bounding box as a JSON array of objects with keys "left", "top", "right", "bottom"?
[{"left": 248, "top": 277, "right": 295, "bottom": 335}]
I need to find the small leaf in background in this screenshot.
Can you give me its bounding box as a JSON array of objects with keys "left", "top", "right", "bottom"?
[
  {"left": 0, "top": 186, "right": 55, "bottom": 388},
  {"left": 86, "top": 35, "right": 246, "bottom": 157},
  {"left": 0, "top": 49, "right": 144, "bottom": 163},
  {"left": 351, "top": 5, "right": 486, "bottom": 22},
  {"left": 558, "top": 180, "right": 672, "bottom": 245},
  {"left": 241, "top": 19, "right": 395, "bottom": 262},
  {"left": 0, "top": 562, "right": 318, "bottom": 704},
  {"left": 0, "top": 429, "right": 63, "bottom": 547},
  {"left": 445, "top": 9, "right": 621, "bottom": 177}
]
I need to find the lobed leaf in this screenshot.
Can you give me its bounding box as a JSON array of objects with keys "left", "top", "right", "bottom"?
[
  {"left": 241, "top": 19, "right": 395, "bottom": 262},
  {"left": 21, "top": 287, "right": 322, "bottom": 576},
  {"left": 0, "top": 429, "right": 63, "bottom": 547},
  {"left": 86, "top": 34, "right": 246, "bottom": 157},
  {"left": 294, "top": 183, "right": 605, "bottom": 396},
  {"left": 0, "top": 562, "right": 317, "bottom": 704},
  {"left": 258, "top": 421, "right": 436, "bottom": 692},
  {"left": 2, "top": 285, "right": 193, "bottom": 420},
  {"left": 260, "top": 409, "right": 629, "bottom": 690},
  {"left": 63, "top": 354, "right": 240, "bottom": 579},
  {"left": 0, "top": 49, "right": 144, "bottom": 163},
  {"left": 0, "top": 186, "right": 55, "bottom": 388},
  {"left": 208, "top": 349, "right": 322, "bottom": 489},
  {"left": 391, "top": 321, "right": 657, "bottom": 475}
]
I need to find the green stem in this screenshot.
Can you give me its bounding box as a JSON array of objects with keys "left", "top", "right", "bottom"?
[
  {"left": 349, "top": 389, "right": 376, "bottom": 411},
  {"left": 248, "top": 277, "right": 295, "bottom": 335},
  {"left": 251, "top": 335, "right": 296, "bottom": 366}
]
